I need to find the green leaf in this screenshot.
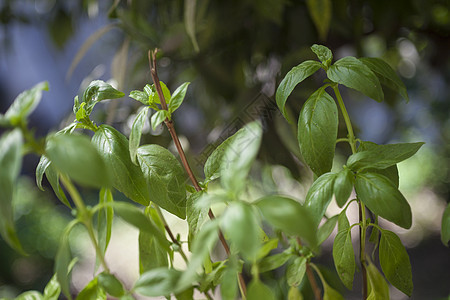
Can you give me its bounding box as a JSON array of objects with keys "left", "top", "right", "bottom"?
[
  {"left": 79, "top": 80, "right": 124, "bottom": 116},
  {"left": 111, "top": 202, "right": 170, "bottom": 251},
  {"left": 379, "top": 230, "right": 413, "bottom": 296},
  {"left": 441, "top": 203, "right": 450, "bottom": 246},
  {"left": 76, "top": 276, "right": 106, "bottom": 300},
  {"left": 157, "top": 82, "right": 172, "bottom": 104},
  {"left": 337, "top": 211, "right": 350, "bottom": 232},
  {"left": 129, "top": 90, "right": 150, "bottom": 105},
  {"left": 256, "top": 196, "right": 317, "bottom": 247},
  {"left": 168, "top": 82, "right": 190, "bottom": 114},
  {"left": 150, "top": 110, "right": 167, "bottom": 130},
  {"left": 348, "top": 142, "right": 424, "bottom": 171},
  {"left": 220, "top": 121, "right": 263, "bottom": 194},
  {"left": 366, "top": 261, "right": 390, "bottom": 300},
  {"left": 327, "top": 57, "right": 383, "bottom": 102},
  {"left": 287, "top": 256, "right": 307, "bottom": 287},
  {"left": 298, "top": 87, "right": 338, "bottom": 176},
  {"left": 259, "top": 251, "right": 291, "bottom": 273},
  {"left": 96, "top": 188, "right": 113, "bottom": 271},
  {"left": 306, "top": 0, "right": 332, "bottom": 41},
  {"left": 134, "top": 268, "right": 181, "bottom": 297},
  {"left": 98, "top": 272, "right": 125, "bottom": 297},
  {"left": 92, "top": 125, "right": 150, "bottom": 206},
  {"left": 16, "top": 291, "right": 43, "bottom": 300},
  {"left": 333, "top": 229, "right": 355, "bottom": 290},
  {"left": 43, "top": 274, "right": 61, "bottom": 300},
  {"left": 256, "top": 238, "right": 279, "bottom": 261},
  {"left": 355, "top": 172, "right": 412, "bottom": 229},
  {"left": 288, "top": 286, "right": 303, "bottom": 300},
  {"left": 247, "top": 279, "right": 276, "bottom": 300},
  {"left": 136, "top": 144, "right": 187, "bottom": 219},
  {"left": 3, "top": 81, "right": 48, "bottom": 126},
  {"left": 129, "top": 107, "right": 150, "bottom": 165},
  {"left": 359, "top": 57, "right": 409, "bottom": 102},
  {"left": 276, "top": 60, "right": 322, "bottom": 122},
  {"left": 0, "top": 129, "right": 25, "bottom": 254},
  {"left": 220, "top": 258, "right": 239, "bottom": 300},
  {"left": 334, "top": 167, "right": 354, "bottom": 207},
  {"left": 317, "top": 215, "right": 338, "bottom": 245},
  {"left": 46, "top": 134, "right": 112, "bottom": 188},
  {"left": 187, "top": 191, "right": 209, "bottom": 249},
  {"left": 311, "top": 44, "right": 333, "bottom": 67},
  {"left": 304, "top": 172, "right": 336, "bottom": 225},
  {"left": 36, "top": 155, "right": 51, "bottom": 191},
  {"left": 44, "top": 162, "right": 71, "bottom": 208},
  {"left": 323, "top": 281, "right": 344, "bottom": 300},
  {"left": 184, "top": 0, "right": 199, "bottom": 52},
  {"left": 221, "top": 202, "right": 261, "bottom": 260}
]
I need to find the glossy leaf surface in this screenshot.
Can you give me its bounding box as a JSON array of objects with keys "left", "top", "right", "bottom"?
[
  {"left": 129, "top": 106, "right": 150, "bottom": 164},
  {"left": 304, "top": 172, "right": 336, "bottom": 225},
  {"left": 311, "top": 44, "right": 333, "bottom": 67},
  {"left": 168, "top": 82, "right": 190, "bottom": 114},
  {"left": 334, "top": 167, "right": 354, "bottom": 207},
  {"left": 78, "top": 80, "right": 124, "bottom": 115}
]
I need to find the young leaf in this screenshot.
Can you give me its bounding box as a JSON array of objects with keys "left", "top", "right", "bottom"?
[
  {"left": 348, "top": 142, "right": 424, "bottom": 171},
  {"left": 441, "top": 203, "right": 450, "bottom": 246},
  {"left": 255, "top": 195, "right": 317, "bottom": 247},
  {"left": 286, "top": 256, "right": 307, "bottom": 287},
  {"left": 379, "top": 230, "right": 413, "bottom": 296},
  {"left": 168, "top": 82, "right": 190, "bottom": 114},
  {"left": 298, "top": 87, "right": 338, "bottom": 176},
  {"left": 366, "top": 261, "right": 390, "bottom": 300},
  {"left": 359, "top": 57, "right": 409, "bottom": 102},
  {"left": 306, "top": 0, "right": 332, "bottom": 41},
  {"left": 221, "top": 202, "right": 261, "bottom": 260},
  {"left": 44, "top": 163, "right": 71, "bottom": 208},
  {"left": 276, "top": 60, "right": 322, "bottom": 122},
  {"left": 247, "top": 279, "right": 276, "bottom": 300},
  {"left": 43, "top": 274, "right": 61, "bottom": 300},
  {"left": 16, "top": 291, "right": 43, "bottom": 300},
  {"left": 323, "top": 281, "right": 345, "bottom": 300},
  {"left": 355, "top": 172, "right": 412, "bottom": 229},
  {"left": 129, "top": 90, "right": 150, "bottom": 105},
  {"left": 136, "top": 144, "right": 187, "bottom": 219},
  {"left": 79, "top": 80, "right": 124, "bottom": 115},
  {"left": 155, "top": 81, "right": 172, "bottom": 104},
  {"left": 327, "top": 56, "right": 384, "bottom": 102},
  {"left": 150, "top": 110, "right": 167, "bottom": 130},
  {"left": 334, "top": 167, "right": 354, "bottom": 207},
  {"left": 187, "top": 191, "right": 209, "bottom": 249},
  {"left": 333, "top": 229, "right": 355, "bottom": 290},
  {"left": 96, "top": 188, "right": 113, "bottom": 271},
  {"left": 220, "top": 257, "right": 240, "bottom": 300},
  {"left": 310, "top": 44, "right": 333, "bottom": 67},
  {"left": 259, "top": 251, "right": 292, "bottom": 273},
  {"left": 288, "top": 286, "right": 303, "bottom": 300},
  {"left": 220, "top": 121, "right": 263, "bottom": 195},
  {"left": 0, "top": 129, "right": 25, "bottom": 254},
  {"left": 3, "top": 81, "right": 49, "bottom": 126},
  {"left": 76, "top": 276, "right": 106, "bottom": 300},
  {"left": 36, "top": 155, "right": 51, "bottom": 191},
  {"left": 92, "top": 125, "right": 150, "bottom": 206},
  {"left": 304, "top": 172, "right": 336, "bottom": 225},
  {"left": 256, "top": 238, "right": 278, "bottom": 261},
  {"left": 46, "top": 133, "right": 112, "bottom": 188},
  {"left": 129, "top": 106, "right": 150, "bottom": 165},
  {"left": 98, "top": 272, "right": 125, "bottom": 297},
  {"left": 317, "top": 215, "right": 338, "bottom": 245}
]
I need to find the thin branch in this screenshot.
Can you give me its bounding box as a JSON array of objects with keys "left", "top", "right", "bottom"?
[{"left": 296, "top": 237, "right": 322, "bottom": 300}]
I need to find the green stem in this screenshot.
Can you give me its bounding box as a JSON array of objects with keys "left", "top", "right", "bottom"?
[
  {"left": 332, "top": 85, "right": 356, "bottom": 154},
  {"left": 60, "top": 175, "right": 110, "bottom": 273}
]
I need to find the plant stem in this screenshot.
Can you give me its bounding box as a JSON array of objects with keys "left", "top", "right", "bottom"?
[
  {"left": 332, "top": 84, "right": 368, "bottom": 299},
  {"left": 148, "top": 49, "right": 247, "bottom": 297},
  {"left": 296, "top": 237, "right": 322, "bottom": 300},
  {"left": 60, "top": 175, "right": 110, "bottom": 273}
]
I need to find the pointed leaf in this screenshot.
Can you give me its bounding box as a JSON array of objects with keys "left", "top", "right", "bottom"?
[
  {"left": 150, "top": 110, "right": 167, "bottom": 130},
  {"left": 306, "top": 0, "right": 332, "bottom": 41},
  {"left": 327, "top": 57, "right": 383, "bottom": 102},
  {"left": 247, "top": 279, "right": 276, "bottom": 300},
  {"left": 187, "top": 191, "right": 209, "bottom": 249},
  {"left": 168, "top": 82, "right": 190, "bottom": 114},
  {"left": 298, "top": 87, "right": 338, "bottom": 176},
  {"left": 379, "top": 230, "right": 413, "bottom": 296},
  {"left": 333, "top": 229, "right": 355, "bottom": 290},
  {"left": 334, "top": 167, "right": 354, "bottom": 207},
  {"left": 288, "top": 286, "right": 303, "bottom": 300},
  {"left": 92, "top": 125, "right": 150, "bottom": 206},
  {"left": 98, "top": 272, "right": 125, "bottom": 297},
  {"left": 317, "top": 215, "right": 338, "bottom": 245},
  {"left": 16, "top": 291, "right": 43, "bottom": 300},
  {"left": 311, "top": 44, "right": 333, "bottom": 67},
  {"left": 45, "top": 163, "right": 71, "bottom": 208},
  {"left": 276, "top": 60, "right": 322, "bottom": 122},
  {"left": 304, "top": 172, "right": 336, "bottom": 225},
  {"left": 96, "top": 188, "right": 113, "bottom": 271},
  {"left": 137, "top": 144, "right": 187, "bottom": 219},
  {"left": 338, "top": 211, "right": 350, "bottom": 232},
  {"left": 323, "top": 282, "right": 344, "bottom": 300},
  {"left": 355, "top": 172, "right": 412, "bottom": 229},
  {"left": 286, "top": 256, "right": 307, "bottom": 287},
  {"left": 134, "top": 268, "right": 181, "bottom": 297},
  {"left": 259, "top": 251, "right": 291, "bottom": 273},
  {"left": 366, "top": 261, "right": 390, "bottom": 300},
  {"left": 36, "top": 155, "right": 51, "bottom": 191},
  {"left": 359, "top": 57, "right": 409, "bottom": 102},
  {"left": 129, "top": 90, "right": 150, "bottom": 105},
  {"left": 79, "top": 80, "right": 124, "bottom": 115},
  {"left": 442, "top": 203, "right": 450, "bottom": 246},
  {"left": 76, "top": 276, "right": 106, "bottom": 300},
  {"left": 129, "top": 107, "right": 150, "bottom": 165},
  {"left": 43, "top": 274, "right": 61, "bottom": 300}
]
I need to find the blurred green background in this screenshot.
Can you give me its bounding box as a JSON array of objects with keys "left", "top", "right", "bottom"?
[{"left": 0, "top": 0, "right": 449, "bottom": 299}]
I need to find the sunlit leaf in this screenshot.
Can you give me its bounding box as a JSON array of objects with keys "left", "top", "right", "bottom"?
[
  {"left": 79, "top": 80, "right": 124, "bottom": 116},
  {"left": 168, "top": 82, "right": 190, "bottom": 114},
  {"left": 151, "top": 110, "right": 167, "bottom": 130},
  {"left": 43, "top": 274, "right": 61, "bottom": 300},
  {"left": 129, "top": 107, "right": 150, "bottom": 165},
  {"left": 76, "top": 276, "right": 106, "bottom": 300}
]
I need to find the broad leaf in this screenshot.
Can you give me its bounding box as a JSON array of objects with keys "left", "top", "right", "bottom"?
[
  {"left": 323, "top": 281, "right": 344, "bottom": 300},
  {"left": 98, "top": 272, "right": 125, "bottom": 297},
  {"left": 276, "top": 60, "right": 322, "bottom": 122},
  {"left": 337, "top": 211, "right": 350, "bottom": 232},
  {"left": 16, "top": 291, "right": 43, "bottom": 300},
  {"left": 288, "top": 286, "right": 303, "bottom": 300},
  {"left": 186, "top": 191, "right": 209, "bottom": 249},
  {"left": 151, "top": 110, "right": 169, "bottom": 130},
  {"left": 442, "top": 203, "right": 450, "bottom": 246},
  {"left": 348, "top": 142, "right": 424, "bottom": 171},
  {"left": 304, "top": 172, "right": 336, "bottom": 225},
  {"left": 3, "top": 81, "right": 48, "bottom": 126},
  {"left": 129, "top": 90, "right": 150, "bottom": 105},
  {"left": 311, "top": 44, "right": 333, "bottom": 67},
  {"left": 333, "top": 229, "right": 355, "bottom": 290},
  {"left": 317, "top": 215, "right": 338, "bottom": 245},
  {"left": 298, "top": 87, "right": 338, "bottom": 176},
  {"left": 92, "top": 125, "right": 150, "bottom": 206},
  {"left": 355, "top": 172, "right": 412, "bottom": 229},
  {"left": 366, "top": 261, "right": 390, "bottom": 300},
  {"left": 129, "top": 106, "right": 150, "bottom": 165},
  {"left": 306, "top": 0, "right": 332, "bottom": 40},
  {"left": 255, "top": 238, "right": 278, "bottom": 261},
  {"left": 221, "top": 202, "right": 261, "bottom": 260},
  {"left": 168, "top": 82, "right": 190, "bottom": 114},
  {"left": 334, "top": 167, "right": 354, "bottom": 207},
  {"left": 220, "top": 257, "right": 240, "bottom": 300},
  {"left": 43, "top": 274, "right": 61, "bottom": 300},
  {"left": 76, "top": 276, "right": 106, "bottom": 300},
  {"left": 259, "top": 251, "right": 291, "bottom": 273},
  {"left": 220, "top": 121, "right": 263, "bottom": 194},
  {"left": 78, "top": 80, "right": 124, "bottom": 116},
  {"left": 96, "top": 188, "right": 113, "bottom": 271},
  {"left": 327, "top": 57, "right": 383, "bottom": 102},
  {"left": 286, "top": 256, "right": 307, "bottom": 287},
  {"left": 0, "top": 129, "right": 25, "bottom": 253},
  {"left": 46, "top": 133, "right": 112, "bottom": 188},
  {"left": 359, "top": 57, "right": 409, "bottom": 102},
  {"left": 379, "top": 230, "right": 413, "bottom": 296},
  {"left": 247, "top": 279, "right": 276, "bottom": 300},
  {"left": 137, "top": 144, "right": 187, "bottom": 219}
]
